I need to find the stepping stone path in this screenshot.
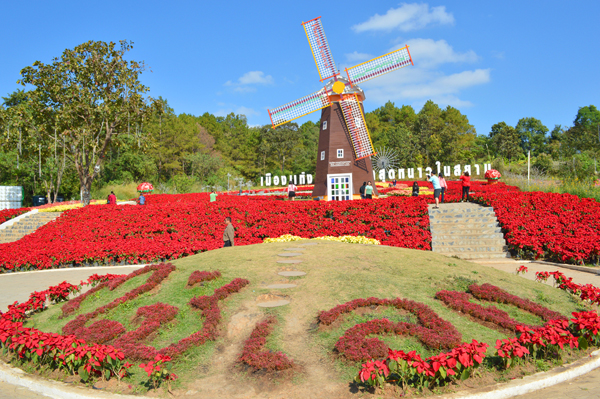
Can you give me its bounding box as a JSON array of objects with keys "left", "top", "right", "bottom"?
[
  {"left": 266, "top": 284, "right": 297, "bottom": 289},
  {"left": 256, "top": 293, "right": 291, "bottom": 308},
  {"left": 278, "top": 271, "right": 306, "bottom": 277},
  {"left": 258, "top": 299, "right": 291, "bottom": 308},
  {"left": 253, "top": 241, "right": 313, "bottom": 309}
]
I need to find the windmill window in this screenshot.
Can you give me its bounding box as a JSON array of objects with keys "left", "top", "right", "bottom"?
[
  {"left": 337, "top": 149, "right": 344, "bottom": 158},
  {"left": 321, "top": 151, "right": 325, "bottom": 161},
  {"left": 323, "top": 120, "right": 327, "bottom": 130}
]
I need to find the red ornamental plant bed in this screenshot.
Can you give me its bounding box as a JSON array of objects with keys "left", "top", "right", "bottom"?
[
  {"left": 345, "top": 283, "right": 600, "bottom": 390},
  {"left": 237, "top": 315, "right": 295, "bottom": 371},
  {"left": 63, "top": 265, "right": 250, "bottom": 360},
  {"left": 0, "top": 195, "right": 431, "bottom": 272},
  {"left": 1, "top": 266, "right": 251, "bottom": 385},
  {"left": 471, "top": 190, "right": 600, "bottom": 264},
  {"left": 436, "top": 283, "right": 565, "bottom": 332},
  {"left": 0, "top": 274, "right": 134, "bottom": 382},
  {"left": 318, "top": 297, "right": 462, "bottom": 362}
]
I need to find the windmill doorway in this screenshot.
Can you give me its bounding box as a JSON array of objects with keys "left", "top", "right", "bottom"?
[{"left": 327, "top": 173, "right": 353, "bottom": 201}]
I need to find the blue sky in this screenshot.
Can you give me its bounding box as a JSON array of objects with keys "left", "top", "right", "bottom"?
[{"left": 1, "top": 1, "right": 598, "bottom": 136}]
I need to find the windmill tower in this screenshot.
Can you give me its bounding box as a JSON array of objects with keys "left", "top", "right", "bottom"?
[{"left": 268, "top": 16, "right": 413, "bottom": 200}]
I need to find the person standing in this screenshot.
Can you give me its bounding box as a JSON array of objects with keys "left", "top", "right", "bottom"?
[
  {"left": 107, "top": 191, "right": 117, "bottom": 205},
  {"left": 438, "top": 173, "right": 447, "bottom": 203},
  {"left": 428, "top": 174, "right": 441, "bottom": 209},
  {"left": 359, "top": 182, "right": 367, "bottom": 199},
  {"left": 393, "top": 179, "right": 397, "bottom": 187},
  {"left": 460, "top": 171, "right": 471, "bottom": 202},
  {"left": 365, "top": 181, "right": 374, "bottom": 199},
  {"left": 223, "top": 217, "right": 235, "bottom": 247},
  {"left": 411, "top": 181, "right": 419, "bottom": 197},
  {"left": 287, "top": 182, "right": 297, "bottom": 201},
  {"left": 137, "top": 193, "right": 145, "bottom": 205},
  {"left": 210, "top": 190, "right": 217, "bottom": 202}
]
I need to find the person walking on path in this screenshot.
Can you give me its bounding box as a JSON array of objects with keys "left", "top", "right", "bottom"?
[
  {"left": 359, "top": 182, "right": 367, "bottom": 199},
  {"left": 223, "top": 217, "right": 235, "bottom": 247},
  {"left": 460, "top": 171, "right": 471, "bottom": 202},
  {"left": 365, "top": 181, "right": 374, "bottom": 199},
  {"left": 428, "top": 174, "right": 441, "bottom": 209},
  {"left": 210, "top": 190, "right": 217, "bottom": 202},
  {"left": 412, "top": 181, "right": 419, "bottom": 197},
  {"left": 438, "top": 173, "right": 447, "bottom": 203},
  {"left": 287, "top": 182, "right": 298, "bottom": 201},
  {"left": 137, "top": 193, "right": 145, "bottom": 205},
  {"left": 107, "top": 191, "right": 117, "bottom": 205}
]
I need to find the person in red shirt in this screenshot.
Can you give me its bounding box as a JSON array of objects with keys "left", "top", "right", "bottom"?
[
  {"left": 107, "top": 191, "right": 117, "bottom": 205},
  {"left": 459, "top": 171, "right": 471, "bottom": 202}
]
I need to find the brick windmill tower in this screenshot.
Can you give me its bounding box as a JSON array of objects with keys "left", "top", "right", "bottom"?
[{"left": 268, "top": 17, "right": 413, "bottom": 200}]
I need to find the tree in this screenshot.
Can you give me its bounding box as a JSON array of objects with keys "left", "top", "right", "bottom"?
[
  {"left": 19, "top": 40, "right": 159, "bottom": 204},
  {"left": 563, "top": 105, "right": 600, "bottom": 155},
  {"left": 490, "top": 122, "right": 521, "bottom": 161},
  {"left": 515, "top": 117, "right": 548, "bottom": 155},
  {"left": 1, "top": 90, "right": 70, "bottom": 204},
  {"left": 260, "top": 122, "right": 300, "bottom": 173}
]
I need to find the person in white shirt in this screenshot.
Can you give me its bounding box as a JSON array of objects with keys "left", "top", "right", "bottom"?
[
  {"left": 287, "top": 183, "right": 298, "bottom": 201},
  {"left": 428, "top": 174, "right": 441, "bottom": 209}
]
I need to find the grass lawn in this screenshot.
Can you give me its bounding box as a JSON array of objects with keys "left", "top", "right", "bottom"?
[{"left": 27, "top": 240, "right": 586, "bottom": 397}]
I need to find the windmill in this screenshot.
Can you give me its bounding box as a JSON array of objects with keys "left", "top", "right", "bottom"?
[{"left": 267, "top": 16, "right": 413, "bottom": 200}]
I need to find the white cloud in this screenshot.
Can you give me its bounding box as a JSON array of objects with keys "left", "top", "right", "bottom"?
[
  {"left": 346, "top": 51, "right": 373, "bottom": 63},
  {"left": 238, "top": 71, "right": 273, "bottom": 85},
  {"left": 346, "top": 39, "right": 489, "bottom": 110},
  {"left": 352, "top": 3, "right": 454, "bottom": 33},
  {"left": 225, "top": 71, "right": 273, "bottom": 93},
  {"left": 361, "top": 67, "right": 490, "bottom": 108},
  {"left": 491, "top": 50, "right": 505, "bottom": 60},
  {"left": 215, "top": 105, "right": 259, "bottom": 118},
  {"left": 236, "top": 106, "right": 258, "bottom": 117},
  {"left": 396, "top": 38, "right": 478, "bottom": 68}
]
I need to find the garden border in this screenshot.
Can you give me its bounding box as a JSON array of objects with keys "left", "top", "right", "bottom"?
[
  {"left": 2, "top": 349, "right": 600, "bottom": 399},
  {"left": 0, "top": 359, "right": 151, "bottom": 399}
]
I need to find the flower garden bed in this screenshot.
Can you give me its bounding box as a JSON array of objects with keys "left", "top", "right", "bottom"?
[
  {"left": 471, "top": 189, "right": 600, "bottom": 264},
  {"left": 0, "top": 239, "right": 598, "bottom": 397},
  {"left": 0, "top": 194, "right": 431, "bottom": 272}
]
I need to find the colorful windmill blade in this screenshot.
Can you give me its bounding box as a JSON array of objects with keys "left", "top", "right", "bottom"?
[
  {"left": 268, "top": 89, "right": 331, "bottom": 128},
  {"left": 345, "top": 45, "right": 413, "bottom": 86},
  {"left": 302, "top": 17, "right": 338, "bottom": 82},
  {"left": 339, "top": 94, "right": 376, "bottom": 160}
]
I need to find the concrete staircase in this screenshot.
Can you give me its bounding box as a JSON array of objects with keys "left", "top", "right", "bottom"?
[
  {"left": 0, "top": 212, "right": 62, "bottom": 244},
  {"left": 429, "top": 203, "right": 510, "bottom": 259}
]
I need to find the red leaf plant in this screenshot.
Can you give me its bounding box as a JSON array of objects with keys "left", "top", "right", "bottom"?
[
  {"left": 237, "top": 315, "right": 295, "bottom": 371},
  {"left": 319, "top": 297, "right": 462, "bottom": 362}
]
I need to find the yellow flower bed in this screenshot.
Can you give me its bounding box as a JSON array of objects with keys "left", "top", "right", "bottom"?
[
  {"left": 39, "top": 200, "right": 103, "bottom": 212},
  {"left": 263, "top": 234, "right": 303, "bottom": 243},
  {"left": 314, "top": 235, "right": 380, "bottom": 245},
  {"left": 264, "top": 234, "right": 380, "bottom": 245}
]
